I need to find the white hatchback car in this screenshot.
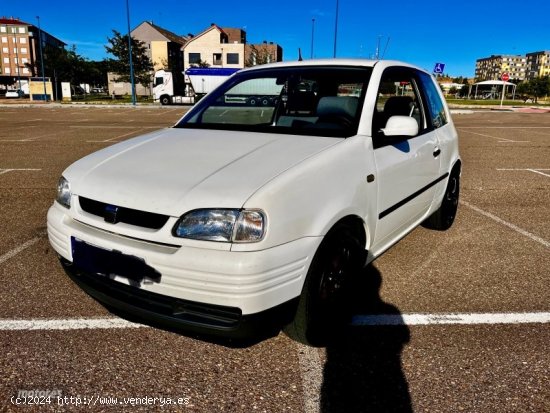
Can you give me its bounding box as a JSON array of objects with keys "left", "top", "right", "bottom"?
[{"left": 48, "top": 59, "right": 460, "bottom": 345}]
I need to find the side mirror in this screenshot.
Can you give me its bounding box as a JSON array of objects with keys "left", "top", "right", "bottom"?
[{"left": 381, "top": 116, "right": 418, "bottom": 137}]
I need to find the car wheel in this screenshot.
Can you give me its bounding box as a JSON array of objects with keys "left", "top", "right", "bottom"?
[
  {"left": 285, "top": 223, "right": 364, "bottom": 346},
  {"left": 423, "top": 165, "right": 460, "bottom": 231},
  {"left": 160, "top": 96, "right": 171, "bottom": 105}
]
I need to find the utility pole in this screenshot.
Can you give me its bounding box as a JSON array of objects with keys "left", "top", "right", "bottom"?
[
  {"left": 310, "top": 18, "right": 315, "bottom": 59},
  {"left": 36, "top": 16, "right": 48, "bottom": 101},
  {"left": 126, "top": 0, "right": 136, "bottom": 106},
  {"left": 333, "top": 0, "right": 339, "bottom": 58}
]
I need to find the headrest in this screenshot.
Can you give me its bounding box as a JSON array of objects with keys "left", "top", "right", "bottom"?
[{"left": 317, "top": 96, "right": 359, "bottom": 118}]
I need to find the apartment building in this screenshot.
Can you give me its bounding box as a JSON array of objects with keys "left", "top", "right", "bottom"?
[
  {"left": 0, "top": 17, "right": 65, "bottom": 80},
  {"left": 131, "top": 21, "right": 188, "bottom": 73},
  {"left": 182, "top": 23, "right": 283, "bottom": 71},
  {"left": 526, "top": 51, "right": 550, "bottom": 79},
  {"left": 183, "top": 24, "right": 246, "bottom": 71},
  {"left": 475, "top": 54, "right": 527, "bottom": 81}
]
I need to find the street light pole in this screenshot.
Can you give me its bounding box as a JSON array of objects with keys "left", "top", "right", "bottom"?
[
  {"left": 36, "top": 16, "right": 48, "bottom": 101},
  {"left": 333, "top": 0, "right": 339, "bottom": 58},
  {"left": 126, "top": 0, "right": 136, "bottom": 106},
  {"left": 310, "top": 18, "right": 315, "bottom": 59}
]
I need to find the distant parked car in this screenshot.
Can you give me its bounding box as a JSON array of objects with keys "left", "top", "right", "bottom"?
[
  {"left": 6, "top": 89, "right": 24, "bottom": 98},
  {"left": 90, "top": 87, "right": 106, "bottom": 94}
]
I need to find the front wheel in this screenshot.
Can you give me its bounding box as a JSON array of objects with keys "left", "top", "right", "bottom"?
[
  {"left": 160, "top": 95, "right": 171, "bottom": 105},
  {"left": 423, "top": 166, "right": 460, "bottom": 231},
  {"left": 285, "top": 223, "right": 364, "bottom": 346}
]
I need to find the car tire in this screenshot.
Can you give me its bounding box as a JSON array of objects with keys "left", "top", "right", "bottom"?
[
  {"left": 285, "top": 223, "right": 364, "bottom": 346},
  {"left": 422, "top": 165, "right": 460, "bottom": 231},
  {"left": 160, "top": 95, "right": 171, "bottom": 105}
]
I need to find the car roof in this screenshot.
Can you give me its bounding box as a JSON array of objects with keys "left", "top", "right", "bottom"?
[{"left": 238, "top": 58, "right": 429, "bottom": 75}]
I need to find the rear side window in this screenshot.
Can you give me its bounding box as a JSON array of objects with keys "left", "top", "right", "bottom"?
[{"left": 417, "top": 72, "right": 448, "bottom": 129}]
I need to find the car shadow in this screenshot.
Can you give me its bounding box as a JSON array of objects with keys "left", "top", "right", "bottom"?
[{"left": 320, "top": 264, "right": 413, "bottom": 413}]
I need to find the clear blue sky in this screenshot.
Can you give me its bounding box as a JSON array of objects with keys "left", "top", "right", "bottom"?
[{"left": 4, "top": 0, "right": 549, "bottom": 77}]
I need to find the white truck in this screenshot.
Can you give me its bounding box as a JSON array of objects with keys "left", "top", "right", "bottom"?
[{"left": 153, "top": 67, "right": 240, "bottom": 105}]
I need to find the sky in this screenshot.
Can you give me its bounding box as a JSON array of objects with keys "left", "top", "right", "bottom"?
[{"left": 3, "top": 0, "right": 549, "bottom": 78}]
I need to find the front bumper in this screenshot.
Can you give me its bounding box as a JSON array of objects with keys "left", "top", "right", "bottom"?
[{"left": 47, "top": 202, "right": 320, "bottom": 328}]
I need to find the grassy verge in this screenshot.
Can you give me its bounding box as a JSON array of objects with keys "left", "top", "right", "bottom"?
[{"left": 446, "top": 98, "right": 550, "bottom": 107}]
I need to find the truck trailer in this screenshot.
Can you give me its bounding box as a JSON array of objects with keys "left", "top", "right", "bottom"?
[{"left": 153, "top": 67, "right": 240, "bottom": 105}]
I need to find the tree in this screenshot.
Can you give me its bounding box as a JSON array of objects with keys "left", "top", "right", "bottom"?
[
  {"left": 516, "top": 76, "right": 550, "bottom": 103},
  {"left": 245, "top": 45, "right": 274, "bottom": 67},
  {"left": 105, "top": 30, "right": 153, "bottom": 89}
]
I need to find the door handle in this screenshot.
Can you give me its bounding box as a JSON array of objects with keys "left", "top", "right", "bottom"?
[{"left": 433, "top": 147, "right": 441, "bottom": 157}]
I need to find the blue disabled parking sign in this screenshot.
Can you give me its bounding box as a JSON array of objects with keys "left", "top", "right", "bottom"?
[{"left": 433, "top": 63, "right": 445, "bottom": 74}]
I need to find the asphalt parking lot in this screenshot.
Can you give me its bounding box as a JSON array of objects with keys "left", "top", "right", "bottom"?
[{"left": 0, "top": 105, "right": 548, "bottom": 412}]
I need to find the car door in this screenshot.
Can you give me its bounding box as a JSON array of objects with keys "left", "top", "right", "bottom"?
[{"left": 369, "top": 67, "right": 442, "bottom": 255}]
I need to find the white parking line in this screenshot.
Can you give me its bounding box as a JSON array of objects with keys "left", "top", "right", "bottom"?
[
  {"left": 0, "top": 235, "right": 44, "bottom": 265},
  {"left": 87, "top": 129, "right": 146, "bottom": 143},
  {"left": 458, "top": 129, "right": 530, "bottom": 143},
  {"left": 351, "top": 312, "right": 550, "bottom": 326},
  {"left": 297, "top": 344, "right": 323, "bottom": 413},
  {"left": 0, "top": 318, "right": 145, "bottom": 331},
  {"left": 497, "top": 168, "right": 550, "bottom": 178},
  {"left": 460, "top": 200, "right": 549, "bottom": 248},
  {"left": 0, "top": 168, "right": 41, "bottom": 175}
]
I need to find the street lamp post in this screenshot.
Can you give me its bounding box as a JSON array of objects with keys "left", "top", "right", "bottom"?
[
  {"left": 310, "top": 18, "right": 315, "bottom": 59},
  {"left": 36, "top": 16, "right": 48, "bottom": 101},
  {"left": 126, "top": 0, "right": 136, "bottom": 106},
  {"left": 333, "top": 0, "right": 339, "bottom": 58}
]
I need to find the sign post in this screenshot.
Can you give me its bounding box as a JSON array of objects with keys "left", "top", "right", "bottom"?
[{"left": 500, "top": 73, "right": 510, "bottom": 108}]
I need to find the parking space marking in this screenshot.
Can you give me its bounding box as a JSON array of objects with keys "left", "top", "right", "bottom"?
[
  {"left": 460, "top": 200, "right": 550, "bottom": 248},
  {"left": 0, "top": 168, "right": 41, "bottom": 175},
  {"left": 0, "top": 234, "right": 44, "bottom": 265},
  {"left": 457, "top": 129, "right": 530, "bottom": 143},
  {"left": 351, "top": 312, "right": 550, "bottom": 326},
  {"left": 497, "top": 168, "right": 550, "bottom": 178},
  {"left": 87, "top": 128, "right": 147, "bottom": 143},
  {"left": 297, "top": 344, "right": 323, "bottom": 413},
  {"left": 0, "top": 318, "right": 145, "bottom": 331}
]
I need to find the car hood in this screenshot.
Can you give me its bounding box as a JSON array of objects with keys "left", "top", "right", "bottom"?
[{"left": 66, "top": 127, "right": 341, "bottom": 216}]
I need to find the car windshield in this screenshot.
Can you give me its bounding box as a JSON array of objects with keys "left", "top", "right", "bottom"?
[{"left": 175, "top": 65, "right": 372, "bottom": 138}]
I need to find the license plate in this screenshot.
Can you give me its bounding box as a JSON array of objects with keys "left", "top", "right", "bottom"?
[{"left": 71, "top": 237, "right": 161, "bottom": 283}]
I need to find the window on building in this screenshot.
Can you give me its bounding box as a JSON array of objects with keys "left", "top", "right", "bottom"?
[
  {"left": 19, "top": 37, "right": 26, "bottom": 44},
  {"left": 21, "top": 47, "right": 27, "bottom": 54},
  {"left": 188, "top": 53, "right": 201, "bottom": 64},
  {"left": 0, "top": 27, "right": 6, "bottom": 33},
  {"left": 1, "top": 37, "right": 7, "bottom": 43},
  {"left": 18, "top": 27, "right": 25, "bottom": 34},
  {"left": 226, "top": 53, "right": 239, "bottom": 65},
  {"left": 2, "top": 47, "right": 8, "bottom": 53},
  {"left": 22, "top": 67, "right": 29, "bottom": 74},
  {"left": 213, "top": 53, "right": 222, "bottom": 65},
  {"left": 4, "top": 67, "right": 10, "bottom": 73},
  {"left": 3, "top": 57, "right": 9, "bottom": 63}
]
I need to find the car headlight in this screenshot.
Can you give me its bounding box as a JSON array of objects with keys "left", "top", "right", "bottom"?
[
  {"left": 173, "top": 209, "right": 266, "bottom": 243},
  {"left": 56, "top": 176, "right": 71, "bottom": 208}
]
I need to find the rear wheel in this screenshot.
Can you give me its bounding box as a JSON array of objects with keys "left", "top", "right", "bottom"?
[
  {"left": 285, "top": 223, "right": 364, "bottom": 346},
  {"left": 423, "top": 165, "right": 460, "bottom": 231}
]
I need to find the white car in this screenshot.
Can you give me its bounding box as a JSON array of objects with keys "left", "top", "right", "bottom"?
[
  {"left": 5, "top": 89, "right": 24, "bottom": 98},
  {"left": 47, "top": 59, "right": 460, "bottom": 345}
]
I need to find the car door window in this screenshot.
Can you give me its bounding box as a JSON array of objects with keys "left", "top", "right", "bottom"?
[
  {"left": 417, "top": 71, "right": 448, "bottom": 129},
  {"left": 372, "top": 67, "right": 427, "bottom": 146}
]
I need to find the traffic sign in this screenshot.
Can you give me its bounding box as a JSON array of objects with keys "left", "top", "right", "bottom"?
[
  {"left": 501, "top": 73, "right": 510, "bottom": 82},
  {"left": 433, "top": 63, "right": 445, "bottom": 74}
]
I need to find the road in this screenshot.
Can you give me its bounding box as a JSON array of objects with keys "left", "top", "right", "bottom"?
[{"left": 0, "top": 106, "right": 548, "bottom": 412}]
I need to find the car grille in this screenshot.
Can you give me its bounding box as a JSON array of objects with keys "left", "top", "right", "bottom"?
[{"left": 79, "top": 196, "right": 170, "bottom": 229}]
